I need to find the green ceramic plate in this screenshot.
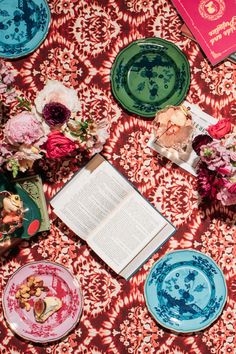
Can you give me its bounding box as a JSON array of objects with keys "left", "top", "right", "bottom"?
[
  {"left": 111, "top": 38, "right": 190, "bottom": 118},
  {"left": 0, "top": 175, "right": 41, "bottom": 241}
]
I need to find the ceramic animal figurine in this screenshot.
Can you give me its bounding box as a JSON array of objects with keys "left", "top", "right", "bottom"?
[{"left": 0, "top": 192, "right": 24, "bottom": 234}]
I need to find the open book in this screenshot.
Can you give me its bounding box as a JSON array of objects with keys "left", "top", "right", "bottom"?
[{"left": 50, "top": 154, "right": 175, "bottom": 279}]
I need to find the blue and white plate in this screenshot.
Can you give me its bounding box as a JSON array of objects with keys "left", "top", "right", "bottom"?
[
  {"left": 0, "top": 0, "right": 51, "bottom": 59},
  {"left": 144, "top": 250, "right": 227, "bottom": 333}
]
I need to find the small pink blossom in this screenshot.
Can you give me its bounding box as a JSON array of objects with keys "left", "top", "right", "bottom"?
[
  {"left": 200, "top": 141, "right": 231, "bottom": 172},
  {"left": 217, "top": 187, "right": 236, "bottom": 206},
  {"left": 0, "top": 60, "right": 15, "bottom": 104},
  {"left": 4, "top": 90, "right": 17, "bottom": 104},
  {"left": 228, "top": 183, "right": 236, "bottom": 194},
  {"left": 230, "top": 151, "right": 236, "bottom": 161},
  {"left": 0, "top": 83, "right": 7, "bottom": 94},
  {"left": 3, "top": 73, "right": 15, "bottom": 85},
  {"left": 217, "top": 166, "right": 232, "bottom": 175}
]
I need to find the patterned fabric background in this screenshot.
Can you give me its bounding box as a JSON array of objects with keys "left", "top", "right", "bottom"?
[{"left": 0, "top": 0, "right": 235, "bottom": 353}]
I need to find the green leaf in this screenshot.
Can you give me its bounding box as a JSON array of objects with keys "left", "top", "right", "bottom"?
[
  {"left": 16, "top": 96, "right": 31, "bottom": 111},
  {"left": 70, "top": 131, "right": 82, "bottom": 137},
  {"left": 9, "top": 159, "right": 20, "bottom": 178}
]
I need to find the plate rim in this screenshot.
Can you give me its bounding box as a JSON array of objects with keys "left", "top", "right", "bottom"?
[
  {"left": 111, "top": 37, "right": 191, "bottom": 118},
  {"left": 0, "top": 0, "right": 51, "bottom": 59},
  {"left": 144, "top": 249, "right": 227, "bottom": 333},
  {"left": 2, "top": 260, "right": 83, "bottom": 343}
]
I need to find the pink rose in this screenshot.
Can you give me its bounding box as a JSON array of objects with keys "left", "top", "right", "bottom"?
[
  {"left": 207, "top": 118, "right": 232, "bottom": 139},
  {"left": 44, "top": 131, "right": 77, "bottom": 159}
]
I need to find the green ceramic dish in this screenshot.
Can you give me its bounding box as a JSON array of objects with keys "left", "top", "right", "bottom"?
[
  {"left": 111, "top": 38, "right": 190, "bottom": 118},
  {"left": 0, "top": 175, "right": 41, "bottom": 241}
]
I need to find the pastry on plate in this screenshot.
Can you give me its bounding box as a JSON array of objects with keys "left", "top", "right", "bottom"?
[{"left": 34, "top": 296, "right": 62, "bottom": 322}]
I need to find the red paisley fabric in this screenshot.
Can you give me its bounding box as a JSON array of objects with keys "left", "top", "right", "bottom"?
[{"left": 0, "top": 0, "right": 236, "bottom": 353}]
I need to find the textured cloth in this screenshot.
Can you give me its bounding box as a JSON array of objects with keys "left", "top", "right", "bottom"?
[{"left": 0, "top": 0, "right": 235, "bottom": 353}]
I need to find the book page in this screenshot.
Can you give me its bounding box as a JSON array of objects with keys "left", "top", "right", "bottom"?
[
  {"left": 148, "top": 101, "right": 217, "bottom": 176},
  {"left": 50, "top": 155, "right": 133, "bottom": 240},
  {"left": 120, "top": 222, "right": 175, "bottom": 279},
  {"left": 87, "top": 192, "right": 168, "bottom": 274}
]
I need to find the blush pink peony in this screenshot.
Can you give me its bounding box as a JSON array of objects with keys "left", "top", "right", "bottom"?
[{"left": 4, "top": 111, "right": 45, "bottom": 146}]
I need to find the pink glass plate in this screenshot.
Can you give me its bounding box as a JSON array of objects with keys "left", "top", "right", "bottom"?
[{"left": 3, "top": 261, "right": 83, "bottom": 343}]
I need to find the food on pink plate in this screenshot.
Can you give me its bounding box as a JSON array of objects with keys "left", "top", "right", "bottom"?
[
  {"left": 33, "top": 298, "right": 46, "bottom": 319},
  {"left": 34, "top": 297, "right": 62, "bottom": 322},
  {"left": 15, "top": 276, "right": 49, "bottom": 311}
]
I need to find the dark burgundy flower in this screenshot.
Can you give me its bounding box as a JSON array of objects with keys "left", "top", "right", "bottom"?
[
  {"left": 192, "top": 134, "right": 213, "bottom": 155},
  {"left": 42, "top": 102, "right": 71, "bottom": 126},
  {"left": 197, "top": 163, "right": 225, "bottom": 199}
]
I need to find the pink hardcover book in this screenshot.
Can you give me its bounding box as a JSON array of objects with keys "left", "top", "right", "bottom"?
[{"left": 171, "top": 0, "right": 236, "bottom": 65}]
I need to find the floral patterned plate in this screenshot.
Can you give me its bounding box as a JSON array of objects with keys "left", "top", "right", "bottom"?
[
  {"left": 3, "top": 261, "right": 83, "bottom": 343},
  {"left": 144, "top": 250, "right": 227, "bottom": 333},
  {"left": 111, "top": 38, "right": 190, "bottom": 118},
  {"left": 0, "top": 0, "right": 51, "bottom": 59}
]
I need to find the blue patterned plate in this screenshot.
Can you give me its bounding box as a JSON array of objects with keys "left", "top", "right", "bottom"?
[
  {"left": 0, "top": 0, "right": 51, "bottom": 59},
  {"left": 111, "top": 38, "right": 190, "bottom": 118},
  {"left": 144, "top": 250, "right": 227, "bottom": 333}
]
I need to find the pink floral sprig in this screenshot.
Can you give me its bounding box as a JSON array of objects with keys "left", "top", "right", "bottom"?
[
  {"left": 192, "top": 118, "right": 236, "bottom": 206},
  {"left": 0, "top": 60, "right": 16, "bottom": 105}
]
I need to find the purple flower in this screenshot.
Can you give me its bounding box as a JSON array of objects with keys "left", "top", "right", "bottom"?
[
  {"left": 42, "top": 102, "right": 71, "bottom": 126},
  {"left": 192, "top": 134, "right": 213, "bottom": 155}
]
